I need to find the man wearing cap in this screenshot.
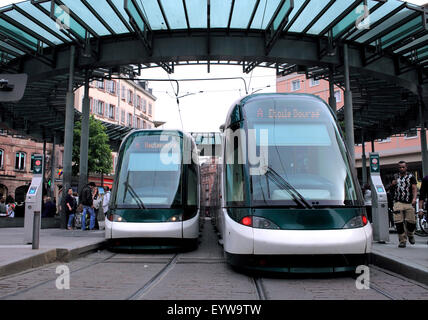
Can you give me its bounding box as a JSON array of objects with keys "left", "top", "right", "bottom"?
[{"left": 79, "top": 182, "right": 96, "bottom": 230}]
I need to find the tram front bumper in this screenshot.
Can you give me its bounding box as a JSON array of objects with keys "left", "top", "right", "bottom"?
[{"left": 253, "top": 224, "right": 372, "bottom": 255}]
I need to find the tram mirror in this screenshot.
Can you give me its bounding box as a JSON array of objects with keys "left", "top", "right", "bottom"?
[
  {"left": 219, "top": 124, "right": 225, "bottom": 132},
  {"left": 230, "top": 105, "right": 242, "bottom": 125},
  {"left": 0, "top": 74, "right": 27, "bottom": 102}
]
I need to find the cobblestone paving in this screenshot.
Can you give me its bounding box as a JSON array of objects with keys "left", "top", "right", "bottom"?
[{"left": 0, "top": 222, "right": 427, "bottom": 300}]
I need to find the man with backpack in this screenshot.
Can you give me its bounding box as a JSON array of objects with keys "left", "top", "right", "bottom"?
[{"left": 79, "top": 182, "right": 96, "bottom": 230}]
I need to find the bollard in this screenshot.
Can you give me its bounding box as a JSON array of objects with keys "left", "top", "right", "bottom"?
[{"left": 32, "top": 211, "right": 40, "bottom": 249}]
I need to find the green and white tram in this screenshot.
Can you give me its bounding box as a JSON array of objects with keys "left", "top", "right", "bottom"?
[
  {"left": 106, "top": 130, "right": 200, "bottom": 250},
  {"left": 217, "top": 93, "right": 373, "bottom": 272}
]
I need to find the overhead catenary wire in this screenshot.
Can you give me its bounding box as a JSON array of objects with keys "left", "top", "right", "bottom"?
[{"left": 167, "top": 72, "right": 184, "bottom": 130}]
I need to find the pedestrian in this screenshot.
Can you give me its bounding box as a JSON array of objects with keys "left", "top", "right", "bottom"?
[
  {"left": 79, "top": 182, "right": 96, "bottom": 230},
  {"left": 65, "top": 187, "right": 77, "bottom": 230},
  {"left": 102, "top": 186, "right": 111, "bottom": 216},
  {"left": 92, "top": 187, "right": 102, "bottom": 230},
  {"left": 42, "top": 196, "right": 56, "bottom": 218},
  {"left": 418, "top": 175, "right": 428, "bottom": 218},
  {"left": 386, "top": 180, "right": 397, "bottom": 228},
  {"left": 5, "top": 195, "right": 15, "bottom": 218},
  {"left": 57, "top": 185, "right": 63, "bottom": 217},
  {"left": 0, "top": 197, "right": 6, "bottom": 215},
  {"left": 392, "top": 161, "right": 417, "bottom": 248},
  {"left": 362, "top": 183, "right": 372, "bottom": 222}
]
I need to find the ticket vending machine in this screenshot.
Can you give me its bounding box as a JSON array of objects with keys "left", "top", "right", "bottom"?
[
  {"left": 369, "top": 153, "right": 390, "bottom": 243},
  {"left": 24, "top": 154, "right": 44, "bottom": 245}
]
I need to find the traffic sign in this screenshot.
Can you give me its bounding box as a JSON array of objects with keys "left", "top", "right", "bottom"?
[
  {"left": 33, "top": 155, "right": 43, "bottom": 175},
  {"left": 369, "top": 153, "right": 380, "bottom": 173}
]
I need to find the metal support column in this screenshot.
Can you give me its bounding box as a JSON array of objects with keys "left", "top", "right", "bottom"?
[
  {"left": 50, "top": 134, "right": 56, "bottom": 198},
  {"left": 61, "top": 45, "right": 76, "bottom": 229},
  {"left": 362, "top": 133, "right": 367, "bottom": 186},
  {"left": 344, "top": 44, "right": 355, "bottom": 165},
  {"left": 418, "top": 86, "right": 428, "bottom": 177},
  {"left": 78, "top": 69, "right": 90, "bottom": 194},
  {"left": 328, "top": 66, "right": 337, "bottom": 116},
  {"left": 43, "top": 140, "right": 46, "bottom": 198}
]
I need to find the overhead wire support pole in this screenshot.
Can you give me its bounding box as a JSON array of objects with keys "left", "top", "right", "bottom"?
[
  {"left": 418, "top": 85, "right": 428, "bottom": 177},
  {"left": 79, "top": 69, "right": 90, "bottom": 194},
  {"left": 344, "top": 43, "right": 355, "bottom": 166},
  {"left": 62, "top": 44, "right": 75, "bottom": 229},
  {"left": 328, "top": 65, "right": 337, "bottom": 116},
  {"left": 361, "top": 132, "right": 367, "bottom": 186}
]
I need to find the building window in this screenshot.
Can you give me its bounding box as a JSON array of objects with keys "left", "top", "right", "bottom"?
[
  {"left": 96, "top": 80, "right": 105, "bottom": 90},
  {"left": 291, "top": 80, "right": 300, "bottom": 91},
  {"left": 334, "top": 90, "right": 342, "bottom": 102},
  {"left": 0, "top": 149, "right": 3, "bottom": 168},
  {"left": 127, "top": 90, "right": 133, "bottom": 105},
  {"left": 121, "top": 109, "right": 125, "bottom": 124},
  {"left": 148, "top": 103, "right": 152, "bottom": 116},
  {"left": 95, "top": 100, "right": 104, "bottom": 116},
  {"left": 310, "top": 78, "right": 319, "bottom": 87},
  {"left": 376, "top": 137, "right": 391, "bottom": 143},
  {"left": 136, "top": 118, "right": 141, "bottom": 128},
  {"left": 106, "top": 80, "right": 116, "bottom": 95},
  {"left": 15, "top": 152, "right": 26, "bottom": 170},
  {"left": 142, "top": 99, "right": 147, "bottom": 113},
  {"left": 405, "top": 128, "right": 417, "bottom": 139},
  {"left": 108, "top": 104, "right": 115, "bottom": 120},
  {"left": 122, "top": 85, "right": 126, "bottom": 101},
  {"left": 136, "top": 95, "right": 141, "bottom": 110},
  {"left": 127, "top": 113, "right": 133, "bottom": 127}
]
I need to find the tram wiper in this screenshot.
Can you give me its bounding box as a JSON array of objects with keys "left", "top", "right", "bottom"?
[
  {"left": 123, "top": 173, "right": 146, "bottom": 209},
  {"left": 265, "top": 166, "right": 313, "bottom": 209}
]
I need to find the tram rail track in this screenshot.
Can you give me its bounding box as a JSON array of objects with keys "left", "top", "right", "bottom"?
[
  {"left": 367, "top": 265, "right": 428, "bottom": 300},
  {"left": 253, "top": 278, "right": 267, "bottom": 300},
  {"left": 0, "top": 252, "right": 117, "bottom": 300},
  {"left": 127, "top": 254, "right": 178, "bottom": 300}
]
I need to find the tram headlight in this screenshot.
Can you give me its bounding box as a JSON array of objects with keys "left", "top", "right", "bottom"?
[
  {"left": 343, "top": 215, "right": 368, "bottom": 229},
  {"left": 167, "top": 214, "right": 183, "bottom": 222},
  {"left": 240, "top": 216, "right": 280, "bottom": 229},
  {"left": 253, "top": 216, "right": 280, "bottom": 229},
  {"left": 110, "top": 214, "right": 126, "bottom": 222}
]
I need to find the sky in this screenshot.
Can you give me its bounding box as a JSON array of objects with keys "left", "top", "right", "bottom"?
[
  {"left": 0, "top": 0, "right": 426, "bottom": 132},
  {"left": 141, "top": 65, "right": 276, "bottom": 132}
]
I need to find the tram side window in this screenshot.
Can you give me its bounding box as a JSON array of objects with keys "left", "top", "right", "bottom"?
[
  {"left": 225, "top": 136, "right": 244, "bottom": 204},
  {"left": 187, "top": 164, "right": 198, "bottom": 206}
]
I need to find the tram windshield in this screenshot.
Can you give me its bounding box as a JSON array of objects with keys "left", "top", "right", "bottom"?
[
  {"left": 115, "top": 133, "right": 182, "bottom": 208},
  {"left": 243, "top": 95, "right": 359, "bottom": 207}
]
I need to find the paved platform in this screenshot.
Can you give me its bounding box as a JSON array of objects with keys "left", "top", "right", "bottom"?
[
  {"left": 371, "top": 231, "right": 428, "bottom": 286},
  {"left": 0, "top": 228, "right": 106, "bottom": 277},
  {"left": 0, "top": 226, "right": 426, "bottom": 286}
]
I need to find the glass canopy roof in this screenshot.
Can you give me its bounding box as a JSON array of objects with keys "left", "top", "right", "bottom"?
[
  {"left": 0, "top": 0, "right": 426, "bottom": 69},
  {"left": 0, "top": 0, "right": 426, "bottom": 145}
]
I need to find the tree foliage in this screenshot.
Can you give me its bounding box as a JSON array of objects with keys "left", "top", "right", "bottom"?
[{"left": 72, "top": 115, "right": 113, "bottom": 176}]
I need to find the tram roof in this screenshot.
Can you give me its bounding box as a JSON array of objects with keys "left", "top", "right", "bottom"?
[{"left": 1, "top": 0, "right": 428, "bottom": 142}]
